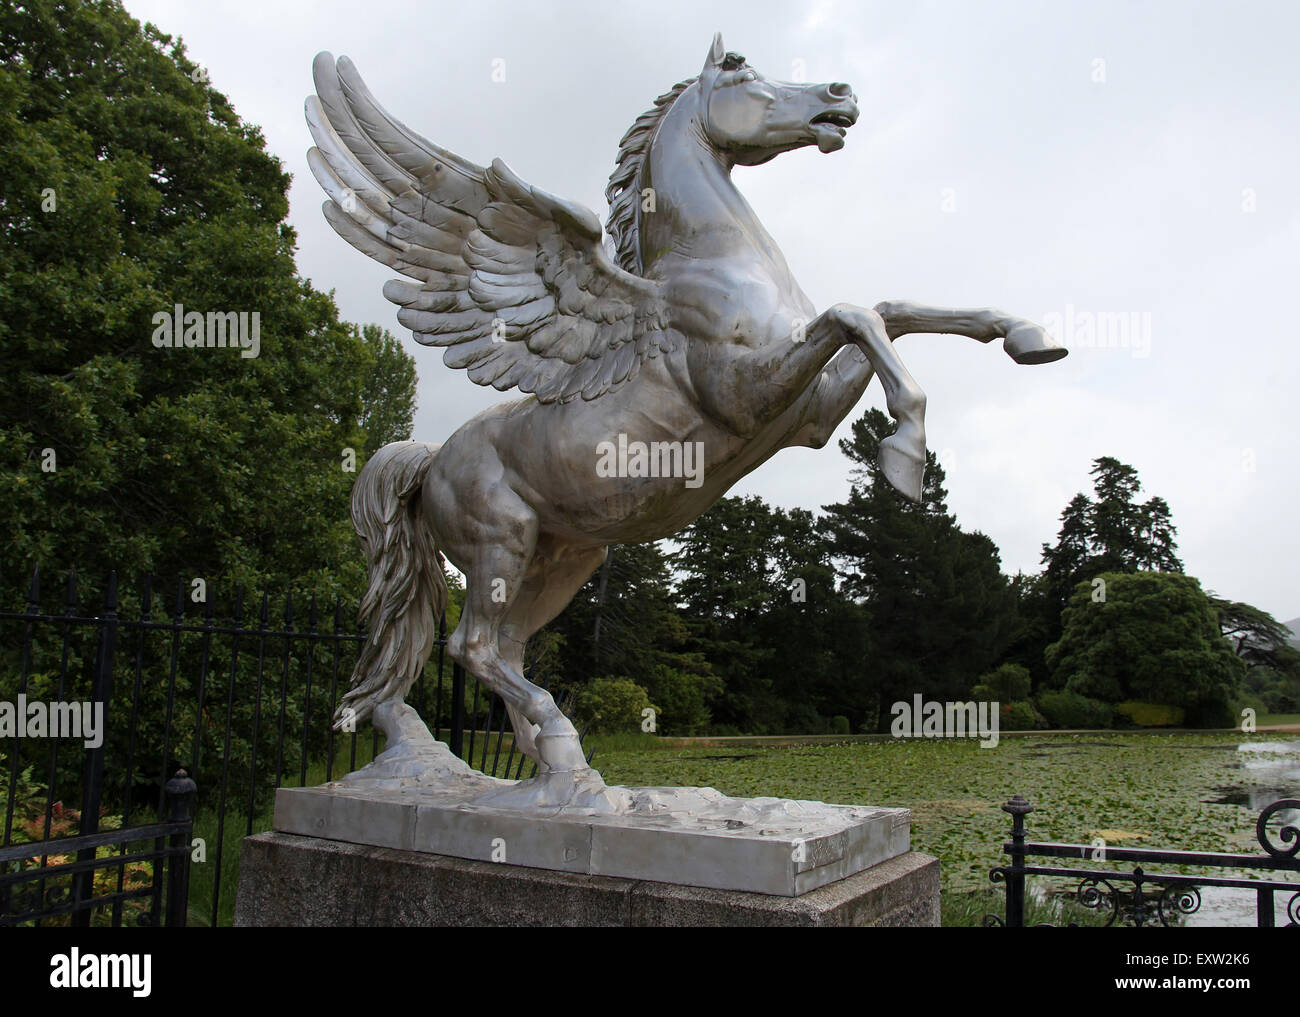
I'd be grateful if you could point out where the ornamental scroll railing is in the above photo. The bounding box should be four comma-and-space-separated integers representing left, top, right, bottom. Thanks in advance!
984, 794, 1300, 928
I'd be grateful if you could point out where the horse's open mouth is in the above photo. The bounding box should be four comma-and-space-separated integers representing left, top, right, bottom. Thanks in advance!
809, 110, 856, 136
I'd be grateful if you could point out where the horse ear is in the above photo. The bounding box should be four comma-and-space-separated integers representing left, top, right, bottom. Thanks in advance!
703, 32, 725, 70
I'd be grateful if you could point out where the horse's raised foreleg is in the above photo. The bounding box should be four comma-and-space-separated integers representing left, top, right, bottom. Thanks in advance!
872, 300, 1067, 364
802, 304, 929, 501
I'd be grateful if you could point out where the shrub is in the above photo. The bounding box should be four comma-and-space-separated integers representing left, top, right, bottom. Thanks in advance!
1000, 701, 1038, 731
783, 702, 826, 735
1036, 690, 1113, 729
645, 664, 722, 735
830, 715, 851, 735
573, 677, 655, 735
1115, 701, 1185, 727
972, 663, 1032, 704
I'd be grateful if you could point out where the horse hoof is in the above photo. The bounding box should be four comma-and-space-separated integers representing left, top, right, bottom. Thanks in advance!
470, 767, 631, 815
879, 434, 925, 503
536, 732, 590, 771
1004, 323, 1068, 365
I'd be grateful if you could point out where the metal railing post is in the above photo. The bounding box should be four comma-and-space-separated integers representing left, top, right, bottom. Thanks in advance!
449, 662, 466, 758
72, 572, 118, 927
1003, 794, 1033, 928
164, 769, 196, 928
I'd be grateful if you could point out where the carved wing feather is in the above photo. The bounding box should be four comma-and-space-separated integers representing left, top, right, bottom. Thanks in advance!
306, 53, 677, 403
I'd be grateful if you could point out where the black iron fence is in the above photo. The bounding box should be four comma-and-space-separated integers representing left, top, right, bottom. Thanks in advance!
985, 793, 1300, 927
1, 567, 587, 927
0, 769, 195, 927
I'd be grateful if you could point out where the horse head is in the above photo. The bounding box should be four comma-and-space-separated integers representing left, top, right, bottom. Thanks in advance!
693, 32, 859, 164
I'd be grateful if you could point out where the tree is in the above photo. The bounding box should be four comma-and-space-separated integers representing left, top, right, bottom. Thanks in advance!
1028, 458, 1184, 681
1087, 457, 1144, 575
1041, 457, 1183, 614
0, 0, 418, 603
999, 571, 1058, 690
671, 497, 786, 731
821, 409, 1018, 730
1045, 572, 1243, 727
0, 0, 423, 815
763, 506, 871, 730
1210, 595, 1300, 714
356, 323, 417, 456
672, 495, 782, 624
1211, 597, 1295, 661
1135, 496, 1180, 572
1041, 494, 1093, 609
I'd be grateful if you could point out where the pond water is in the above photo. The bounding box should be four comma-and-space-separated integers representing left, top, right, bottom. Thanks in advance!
1035, 738, 1300, 927
1184, 740, 1300, 927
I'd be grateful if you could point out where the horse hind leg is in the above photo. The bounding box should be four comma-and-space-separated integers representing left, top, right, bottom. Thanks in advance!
452, 540, 628, 810
495, 541, 609, 767
442, 492, 596, 770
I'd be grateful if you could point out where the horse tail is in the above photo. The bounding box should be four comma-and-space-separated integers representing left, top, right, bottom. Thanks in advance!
335, 440, 447, 731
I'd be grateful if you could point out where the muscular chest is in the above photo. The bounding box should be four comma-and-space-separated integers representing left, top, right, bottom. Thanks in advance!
668, 257, 814, 348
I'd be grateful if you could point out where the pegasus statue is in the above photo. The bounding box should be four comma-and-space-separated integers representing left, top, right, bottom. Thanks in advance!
305, 33, 1066, 809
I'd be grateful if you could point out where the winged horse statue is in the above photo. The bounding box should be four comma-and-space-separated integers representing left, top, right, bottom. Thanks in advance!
305, 33, 1066, 810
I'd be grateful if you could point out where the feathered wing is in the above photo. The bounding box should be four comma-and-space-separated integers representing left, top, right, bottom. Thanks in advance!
305, 53, 678, 403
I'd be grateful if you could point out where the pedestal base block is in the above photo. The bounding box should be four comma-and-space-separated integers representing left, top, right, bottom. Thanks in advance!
235, 831, 940, 927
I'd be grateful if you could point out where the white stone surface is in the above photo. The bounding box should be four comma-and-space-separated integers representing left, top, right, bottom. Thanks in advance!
273, 778, 910, 896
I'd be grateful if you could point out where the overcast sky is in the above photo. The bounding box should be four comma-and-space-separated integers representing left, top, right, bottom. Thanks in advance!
121, 0, 1299, 621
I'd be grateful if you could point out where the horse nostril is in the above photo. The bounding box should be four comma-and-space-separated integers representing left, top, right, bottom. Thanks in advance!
828, 81, 853, 98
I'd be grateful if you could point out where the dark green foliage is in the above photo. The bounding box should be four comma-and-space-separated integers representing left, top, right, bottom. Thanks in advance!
1045, 572, 1244, 727
1035, 690, 1114, 729
999, 572, 1061, 692
821, 409, 1018, 731
1212, 597, 1296, 660
1041, 458, 1183, 616
1210, 596, 1300, 717
573, 677, 653, 735
540, 541, 721, 735
1023, 457, 1186, 683
668, 494, 875, 734
671, 497, 787, 732
972, 662, 1032, 704
999, 700, 1038, 731
0, 0, 418, 817
356, 323, 418, 456
1240, 661, 1300, 714
0, 0, 416, 602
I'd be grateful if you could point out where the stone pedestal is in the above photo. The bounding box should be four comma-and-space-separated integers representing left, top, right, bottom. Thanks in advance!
237, 737, 939, 926
235, 831, 939, 927
271, 781, 912, 896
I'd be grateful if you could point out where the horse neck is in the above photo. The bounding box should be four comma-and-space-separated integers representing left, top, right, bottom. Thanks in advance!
640, 100, 781, 275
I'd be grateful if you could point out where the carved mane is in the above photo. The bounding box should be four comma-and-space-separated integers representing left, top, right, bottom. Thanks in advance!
604, 77, 696, 276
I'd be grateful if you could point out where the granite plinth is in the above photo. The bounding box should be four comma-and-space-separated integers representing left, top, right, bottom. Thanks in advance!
235, 830, 940, 927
